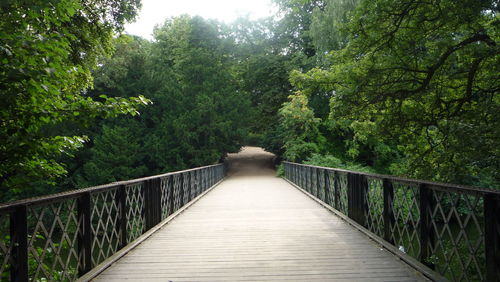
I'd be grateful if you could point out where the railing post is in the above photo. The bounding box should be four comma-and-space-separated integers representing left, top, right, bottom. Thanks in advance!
168, 175, 175, 216
186, 172, 192, 203
315, 168, 321, 199
347, 173, 355, 220
383, 179, 395, 244
115, 185, 127, 248
293, 164, 297, 184
197, 170, 201, 195
179, 173, 185, 206
10, 205, 28, 282
144, 178, 161, 231
77, 192, 92, 276
347, 173, 367, 226
143, 180, 150, 231
360, 175, 368, 227
485, 194, 500, 282
419, 184, 434, 268
308, 166, 313, 193
323, 170, 330, 206
300, 166, 307, 190
191, 171, 196, 200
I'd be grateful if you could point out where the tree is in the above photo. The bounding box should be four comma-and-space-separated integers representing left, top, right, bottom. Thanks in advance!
0, 0, 149, 195
292, 0, 499, 185
279, 92, 324, 162
141, 15, 251, 172
309, 0, 360, 62
80, 124, 147, 186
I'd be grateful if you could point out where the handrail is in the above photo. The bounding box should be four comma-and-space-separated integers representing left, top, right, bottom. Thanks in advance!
0, 163, 223, 212
283, 161, 500, 282
282, 162, 500, 196
0, 163, 227, 281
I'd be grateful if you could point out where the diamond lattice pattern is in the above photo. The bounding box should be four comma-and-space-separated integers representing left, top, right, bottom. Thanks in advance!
337, 172, 349, 215
160, 176, 172, 220
366, 178, 385, 238
91, 189, 121, 266
391, 182, 420, 259
126, 184, 145, 243
429, 190, 485, 281
28, 199, 80, 281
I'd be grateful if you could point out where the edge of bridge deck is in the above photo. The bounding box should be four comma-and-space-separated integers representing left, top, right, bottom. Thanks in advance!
76, 177, 227, 282
283, 178, 447, 282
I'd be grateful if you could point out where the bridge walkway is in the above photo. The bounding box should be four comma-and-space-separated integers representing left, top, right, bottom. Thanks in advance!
92, 147, 427, 281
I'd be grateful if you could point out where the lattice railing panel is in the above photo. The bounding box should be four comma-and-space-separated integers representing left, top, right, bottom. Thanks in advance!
28, 199, 80, 281
366, 177, 384, 238
196, 170, 202, 195
391, 182, 420, 259
182, 173, 190, 204
125, 183, 145, 242
172, 174, 182, 212
190, 171, 197, 200
160, 176, 172, 220
317, 169, 325, 202
0, 163, 226, 280
311, 168, 318, 197
337, 172, 349, 215
91, 189, 120, 266
283, 162, 500, 281
429, 190, 485, 281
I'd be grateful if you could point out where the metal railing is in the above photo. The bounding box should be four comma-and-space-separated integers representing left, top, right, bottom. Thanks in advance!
283, 161, 500, 282
0, 163, 226, 281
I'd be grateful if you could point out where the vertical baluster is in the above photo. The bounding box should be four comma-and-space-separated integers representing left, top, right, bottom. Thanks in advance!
197, 170, 202, 195
186, 172, 192, 203
419, 184, 434, 268
383, 179, 395, 244
323, 169, 330, 206
347, 173, 354, 219
293, 164, 296, 184
307, 166, 311, 192
347, 173, 367, 225
144, 179, 162, 230
484, 194, 500, 281
168, 175, 175, 216
316, 168, 321, 199
143, 181, 151, 231
334, 171, 340, 211
192, 171, 196, 199
10, 205, 28, 282
179, 173, 185, 207
115, 185, 127, 248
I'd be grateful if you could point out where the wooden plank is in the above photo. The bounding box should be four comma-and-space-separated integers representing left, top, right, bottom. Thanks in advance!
91, 147, 428, 282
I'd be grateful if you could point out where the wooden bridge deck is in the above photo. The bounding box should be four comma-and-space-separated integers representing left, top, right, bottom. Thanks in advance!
92, 148, 427, 281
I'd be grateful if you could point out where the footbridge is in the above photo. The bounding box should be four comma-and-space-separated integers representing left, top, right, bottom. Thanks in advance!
1, 147, 499, 281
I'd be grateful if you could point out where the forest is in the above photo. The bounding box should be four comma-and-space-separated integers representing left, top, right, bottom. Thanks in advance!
1, 0, 499, 203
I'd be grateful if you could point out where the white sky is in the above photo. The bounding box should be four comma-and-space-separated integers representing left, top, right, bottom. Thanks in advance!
125, 0, 277, 39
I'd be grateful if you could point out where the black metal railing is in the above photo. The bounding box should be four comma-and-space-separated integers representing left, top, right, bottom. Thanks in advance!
0, 163, 226, 281
283, 162, 500, 282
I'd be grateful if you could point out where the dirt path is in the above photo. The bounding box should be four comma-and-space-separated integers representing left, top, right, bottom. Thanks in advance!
225, 146, 276, 177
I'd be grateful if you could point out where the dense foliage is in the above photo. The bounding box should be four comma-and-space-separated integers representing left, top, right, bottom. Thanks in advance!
0, 0, 147, 198
285, 0, 499, 187
1, 0, 498, 202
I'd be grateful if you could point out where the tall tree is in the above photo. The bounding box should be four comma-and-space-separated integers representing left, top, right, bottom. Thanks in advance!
142, 15, 251, 172
0, 0, 148, 196
292, 0, 499, 185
